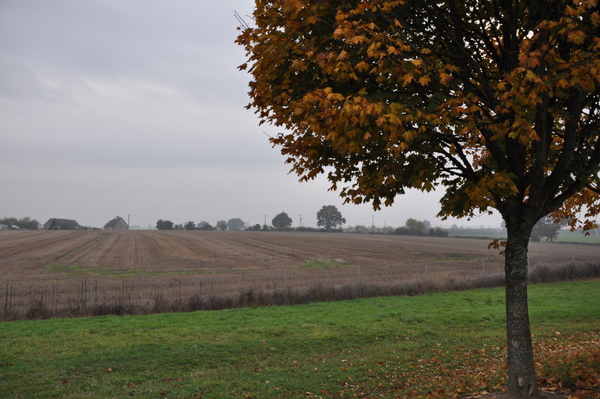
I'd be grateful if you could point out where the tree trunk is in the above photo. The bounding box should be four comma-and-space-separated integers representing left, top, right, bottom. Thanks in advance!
504, 225, 539, 397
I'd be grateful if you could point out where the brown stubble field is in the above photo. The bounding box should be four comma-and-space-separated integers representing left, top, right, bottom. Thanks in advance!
1, 230, 599, 320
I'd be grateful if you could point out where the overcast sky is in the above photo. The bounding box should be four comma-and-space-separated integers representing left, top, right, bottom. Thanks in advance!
0, 1, 502, 229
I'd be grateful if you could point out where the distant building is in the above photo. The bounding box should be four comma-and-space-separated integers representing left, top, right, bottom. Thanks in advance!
104, 216, 129, 231
44, 218, 81, 230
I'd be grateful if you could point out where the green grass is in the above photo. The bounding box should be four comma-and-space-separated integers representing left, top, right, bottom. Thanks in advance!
1, 280, 598, 398
448, 231, 600, 244
301, 259, 347, 269
554, 234, 600, 244
44, 264, 223, 278
45, 264, 146, 278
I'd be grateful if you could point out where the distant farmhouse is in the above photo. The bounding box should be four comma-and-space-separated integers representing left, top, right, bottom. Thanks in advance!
104, 216, 129, 231
44, 218, 81, 230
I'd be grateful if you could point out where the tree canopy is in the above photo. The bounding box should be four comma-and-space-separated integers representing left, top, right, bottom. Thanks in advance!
238, 0, 600, 395
316, 205, 346, 229
238, 0, 599, 228
227, 218, 246, 231
272, 212, 293, 229
156, 219, 174, 230
0, 216, 39, 230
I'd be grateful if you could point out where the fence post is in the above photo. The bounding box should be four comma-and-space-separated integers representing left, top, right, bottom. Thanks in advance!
195, 276, 199, 298
425, 263, 429, 293
284, 271, 288, 304
482, 259, 485, 275
89, 279, 94, 307
358, 265, 362, 297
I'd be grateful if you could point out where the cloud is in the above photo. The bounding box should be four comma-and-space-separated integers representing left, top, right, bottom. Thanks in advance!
0, 0, 503, 229
0, 1, 249, 103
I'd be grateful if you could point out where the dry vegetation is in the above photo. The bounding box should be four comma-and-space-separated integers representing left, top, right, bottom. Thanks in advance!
1, 230, 598, 320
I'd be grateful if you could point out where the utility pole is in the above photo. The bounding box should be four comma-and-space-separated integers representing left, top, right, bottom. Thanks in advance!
300, 214, 302, 227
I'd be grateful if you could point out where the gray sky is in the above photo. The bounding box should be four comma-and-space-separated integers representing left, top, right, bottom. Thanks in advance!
0, 0, 502, 229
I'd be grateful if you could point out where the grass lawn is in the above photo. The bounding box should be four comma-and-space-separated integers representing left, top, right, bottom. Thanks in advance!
1, 280, 598, 398
555, 234, 600, 244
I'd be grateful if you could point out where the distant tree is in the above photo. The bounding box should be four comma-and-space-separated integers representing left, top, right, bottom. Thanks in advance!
272, 212, 293, 230
430, 227, 449, 237
393, 219, 447, 236
17, 217, 40, 230
197, 221, 214, 230
227, 218, 246, 231
156, 219, 174, 230
216, 220, 227, 231
353, 225, 369, 233
184, 221, 197, 231
531, 217, 565, 242
405, 218, 427, 236
246, 223, 262, 231
316, 205, 346, 230
0, 217, 18, 229
422, 220, 432, 232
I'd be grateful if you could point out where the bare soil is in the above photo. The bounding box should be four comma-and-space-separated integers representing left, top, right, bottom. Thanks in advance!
1, 230, 598, 280
1, 230, 598, 320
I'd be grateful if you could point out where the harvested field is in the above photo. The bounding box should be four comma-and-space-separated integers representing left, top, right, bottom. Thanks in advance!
1, 230, 598, 320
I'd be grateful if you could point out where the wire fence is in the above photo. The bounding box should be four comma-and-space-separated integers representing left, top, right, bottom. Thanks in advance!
3, 257, 599, 321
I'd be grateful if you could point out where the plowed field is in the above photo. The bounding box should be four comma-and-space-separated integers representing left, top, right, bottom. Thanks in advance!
3, 230, 598, 278
1, 230, 598, 320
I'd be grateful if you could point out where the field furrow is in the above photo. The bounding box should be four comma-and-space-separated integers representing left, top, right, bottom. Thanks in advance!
0, 230, 598, 320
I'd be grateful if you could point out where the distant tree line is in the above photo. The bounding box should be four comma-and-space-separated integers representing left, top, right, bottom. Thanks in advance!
153, 208, 457, 237
393, 218, 449, 237
447, 217, 580, 241
0, 217, 40, 230
154, 205, 348, 232
155, 218, 246, 231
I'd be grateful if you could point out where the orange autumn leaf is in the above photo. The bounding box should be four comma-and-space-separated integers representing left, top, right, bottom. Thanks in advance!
238, 2, 600, 395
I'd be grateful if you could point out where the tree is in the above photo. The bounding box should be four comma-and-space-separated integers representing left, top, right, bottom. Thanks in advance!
18, 217, 40, 230
0, 217, 18, 229
393, 218, 436, 236
197, 221, 214, 230
405, 218, 427, 235
531, 216, 565, 242
316, 205, 346, 230
156, 219, 173, 230
247, 223, 262, 231
430, 227, 449, 237
237, 1, 600, 396
216, 220, 227, 231
184, 221, 197, 231
227, 218, 246, 231
272, 212, 293, 229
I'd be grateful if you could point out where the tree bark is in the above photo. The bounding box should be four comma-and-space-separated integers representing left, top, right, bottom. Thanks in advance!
504, 224, 539, 397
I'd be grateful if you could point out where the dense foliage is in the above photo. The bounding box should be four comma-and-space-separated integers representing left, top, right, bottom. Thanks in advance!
238, 1, 600, 395
0, 216, 39, 230
272, 212, 293, 229
316, 205, 347, 229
